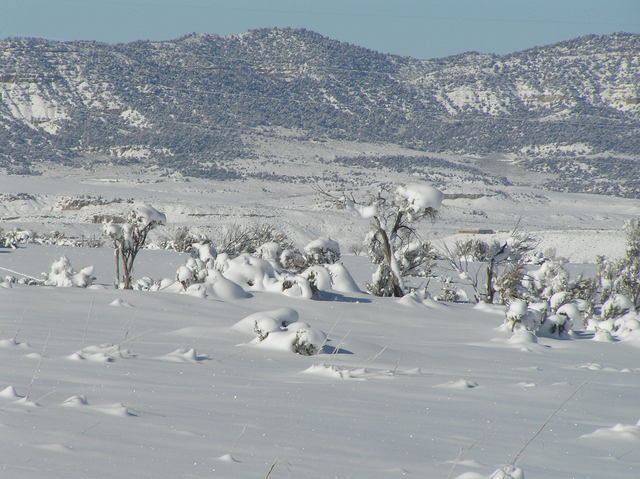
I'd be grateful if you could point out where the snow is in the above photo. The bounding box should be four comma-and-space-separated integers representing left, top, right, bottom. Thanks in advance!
396, 183, 443, 212
136, 204, 166, 227
303, 237, 340, 255
0, 133, 639, 477
0, 247, 638, 478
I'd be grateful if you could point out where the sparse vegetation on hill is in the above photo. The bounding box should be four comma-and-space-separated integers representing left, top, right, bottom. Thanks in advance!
1, 30, 639, 196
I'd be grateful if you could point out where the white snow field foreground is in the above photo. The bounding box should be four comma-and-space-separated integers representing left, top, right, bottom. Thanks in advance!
1, 248, 639, 478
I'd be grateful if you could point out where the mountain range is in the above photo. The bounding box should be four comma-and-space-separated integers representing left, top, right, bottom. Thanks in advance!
0, 28, 638, 195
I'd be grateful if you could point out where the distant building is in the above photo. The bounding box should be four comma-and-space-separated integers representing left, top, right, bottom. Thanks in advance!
457, 229, 495, 234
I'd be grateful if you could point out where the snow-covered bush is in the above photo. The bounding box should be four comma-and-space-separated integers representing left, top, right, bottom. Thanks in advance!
504, 299, 542, 333
442, 228, 536, 304
234, 308, 326, 355
453, 238, 491, 262
42, 256, 95, 288
538, 312, 573, 338
612, 218, 640, 308
170, 236, 358, 300
159, 226, 207, 253
217, 223, 294, 257
495, 264, 526, 305
103, 204, 166, 289
485, 230, 537, 304
601, 294, 635, 320
303, 237, 340, 265
436, 276, 461, 302
318, 182, 441, 297
525, 258, 569, 300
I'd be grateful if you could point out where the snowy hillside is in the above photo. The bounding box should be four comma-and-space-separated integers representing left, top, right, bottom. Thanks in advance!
0, 247, 639, 478
1, 30, 639, 197
1, 158, 639, 264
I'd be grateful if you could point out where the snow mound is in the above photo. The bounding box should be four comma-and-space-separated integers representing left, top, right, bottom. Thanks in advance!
304, 263, 361, 294
205, 270, 251, 300
34, 443, 73, 454
43, 256, 94, 288
397, 290, 444, 309
507, 330, 538, 345
135, 204, 166, 227
217, 453, 241, 463
61, 395, 89, 407
254, 322, 327, 355
435, 379, 479, 389
67, 351, 114, 362
454, 473, 486, 479
67, 344, 132, 362
490, 465, 525, 479
581, 423, 640, 442
0, 385, 24, 399
232, 308, 299, 335
91, 402, 136, 417
302, 364, 366, 381
325, 263, 360, 293
396, 183, 443, 212
620, 329, 640, 347
593, 330, 615, 342
219, 253, 313, 298
13, 397, 40, 407
473, 302, 505, 315
158, 347, 210, 363
109, 298, 134, 308
0, 338, 31, 349
233, 308, 326, 355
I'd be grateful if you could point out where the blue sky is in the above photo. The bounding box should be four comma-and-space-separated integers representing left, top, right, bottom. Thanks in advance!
2, 0, 638, 58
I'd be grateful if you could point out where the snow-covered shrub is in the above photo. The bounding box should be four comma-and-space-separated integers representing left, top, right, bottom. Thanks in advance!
495, 265, 525, 305
192, 241, 217, 266
612, 218, 640, 307
256, 241, 283, 264
538, 313, 573, 338
436, 276, 461, 302
159, 226, 206, 253
280, 247, 307, 272
42, 256, 95, 288
234, 309, 326, 356
595, 254, 617, 302
549, 291, 571, 312
525, 258, 569, 300
601, 294, 635, 320
485, 230, 537, 304
504, 299, 542, 333
303, 237, 341, 265
301, 263, 360, 295
103, 204, 166, 289
453, 238, 491, 262
217, 223, 294, 257
490, 465, 525, 479
291, 329, 321, 356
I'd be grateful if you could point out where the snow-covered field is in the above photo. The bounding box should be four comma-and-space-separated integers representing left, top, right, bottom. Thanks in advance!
1, 139, 640, 478
1, 150, 639, 263
1, 247, 639, 478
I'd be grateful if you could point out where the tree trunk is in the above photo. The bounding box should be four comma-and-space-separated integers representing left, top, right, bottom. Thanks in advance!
486, 263, 495, 303
375, 222, 403, 297
114, 247, 120, 289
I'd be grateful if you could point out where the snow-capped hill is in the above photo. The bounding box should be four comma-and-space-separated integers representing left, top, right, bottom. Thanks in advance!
402, 32, 640, 116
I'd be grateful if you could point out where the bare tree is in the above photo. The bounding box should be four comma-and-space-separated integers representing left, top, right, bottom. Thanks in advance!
440, 225, 537, 303
104, 205, 166, 289
317, 183, 442, 297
